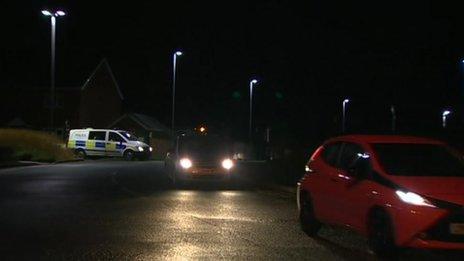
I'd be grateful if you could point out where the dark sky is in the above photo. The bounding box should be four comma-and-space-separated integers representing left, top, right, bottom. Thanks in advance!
2, 1, 464, 145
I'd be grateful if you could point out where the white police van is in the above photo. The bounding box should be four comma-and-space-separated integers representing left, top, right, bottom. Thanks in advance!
67, 128, 152, 160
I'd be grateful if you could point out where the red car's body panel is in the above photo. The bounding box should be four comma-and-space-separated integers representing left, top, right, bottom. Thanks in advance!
299, 135, 464, 250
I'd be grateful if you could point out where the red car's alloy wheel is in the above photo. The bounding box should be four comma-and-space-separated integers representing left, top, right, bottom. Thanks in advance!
300, 193, 321, 236
368, 209, 398, 257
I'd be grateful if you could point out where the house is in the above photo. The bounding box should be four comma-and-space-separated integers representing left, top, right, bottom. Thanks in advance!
1, 85, 80, 135
79, 59, 124, 128
2, 58, 171, 154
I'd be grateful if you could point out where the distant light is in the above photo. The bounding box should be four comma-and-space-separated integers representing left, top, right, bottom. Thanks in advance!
199, 127, 206, 133
357, 153, 370, 159
55, 10, 66, 16
343, 99, 350, 104
175, 51, 183, 56
41, 10, 52, 16
443, 110, 451, 116
251, 79, 258, 84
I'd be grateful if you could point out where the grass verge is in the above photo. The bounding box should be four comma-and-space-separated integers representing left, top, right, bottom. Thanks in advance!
0, 128, 75, 163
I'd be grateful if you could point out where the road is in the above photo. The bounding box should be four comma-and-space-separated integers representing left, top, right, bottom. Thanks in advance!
0, 160, 462, 260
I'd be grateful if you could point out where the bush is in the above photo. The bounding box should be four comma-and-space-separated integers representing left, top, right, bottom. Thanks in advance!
0, 129, 75, 162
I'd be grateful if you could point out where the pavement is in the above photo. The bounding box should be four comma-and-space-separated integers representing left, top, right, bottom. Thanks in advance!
0, 160, 463, 260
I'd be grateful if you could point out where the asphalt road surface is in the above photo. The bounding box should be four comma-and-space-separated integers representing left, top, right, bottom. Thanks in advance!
0, 160, 463, 260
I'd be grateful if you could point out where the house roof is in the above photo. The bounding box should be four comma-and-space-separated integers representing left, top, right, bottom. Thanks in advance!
108, 113, 170, 133
81, 58, 124, 100
6, 117, 30, 128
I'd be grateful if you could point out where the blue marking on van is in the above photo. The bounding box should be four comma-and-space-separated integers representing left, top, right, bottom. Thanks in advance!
116, 144, 126, 150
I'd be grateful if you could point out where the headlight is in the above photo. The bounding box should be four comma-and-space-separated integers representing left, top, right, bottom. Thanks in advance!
222, 159, 234, 170
395, 190, 436, 208
149, 147, 153, 152
138, 146, 144, 152
180, 158, 192, 169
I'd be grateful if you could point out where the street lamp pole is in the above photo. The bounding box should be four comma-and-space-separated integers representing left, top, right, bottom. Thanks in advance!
171, 51, 182, 137
249, 79, 258, 142
390, 105, 396, 132
442, 110, 451, 128
342, 99, 350, 133
42, 10, 65, 130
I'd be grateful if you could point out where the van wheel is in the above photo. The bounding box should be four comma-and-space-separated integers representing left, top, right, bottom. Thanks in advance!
75, 149, 86, 159
300, 193, 321, 236
368, 209, 398, 257
124, 150, 135, 161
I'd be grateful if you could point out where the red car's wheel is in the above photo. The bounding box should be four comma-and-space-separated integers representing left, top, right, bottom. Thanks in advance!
368, 209, 398, 257
299, 192, 321, 236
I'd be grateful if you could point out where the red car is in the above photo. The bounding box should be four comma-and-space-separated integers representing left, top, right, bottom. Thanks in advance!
297, 135, 464, 256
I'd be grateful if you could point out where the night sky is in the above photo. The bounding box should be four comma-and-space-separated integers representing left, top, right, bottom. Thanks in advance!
2, 1, 464, 146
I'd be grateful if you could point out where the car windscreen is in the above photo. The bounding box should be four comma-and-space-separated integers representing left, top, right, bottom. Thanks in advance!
372, 143, 464, 177
118, 131, 138, 141
179, 137, 231, 159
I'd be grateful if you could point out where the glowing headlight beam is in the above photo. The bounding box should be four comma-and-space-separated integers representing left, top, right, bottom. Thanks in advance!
180, 158, 192, 169
222, 159, 234, 170
395, 190, 436, 208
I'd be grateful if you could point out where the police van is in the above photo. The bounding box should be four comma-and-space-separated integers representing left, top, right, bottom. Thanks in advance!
67, 128, 152, 160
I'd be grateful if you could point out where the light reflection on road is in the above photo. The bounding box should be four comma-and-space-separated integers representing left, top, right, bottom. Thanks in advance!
163, 190, 252, 259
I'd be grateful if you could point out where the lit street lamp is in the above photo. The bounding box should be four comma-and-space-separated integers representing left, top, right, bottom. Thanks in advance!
171, 51, 182, 136
249, 79, 258, 142
442, 110, 451, 128
42, 9, 65, 130
342, 99, 350, 133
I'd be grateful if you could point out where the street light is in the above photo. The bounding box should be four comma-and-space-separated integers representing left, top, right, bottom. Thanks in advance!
171, 51, 182, 137
42, 9, 66, 130
442, 110, 451, 128
342, 99, 350, 133
249, 79, 258, 142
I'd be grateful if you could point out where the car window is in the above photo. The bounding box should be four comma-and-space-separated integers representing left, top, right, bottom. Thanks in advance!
178, 136, 232, 160
118, 131, 139, 141
88, 131, 106, 141
321, 142, 342, 167
372, 143, 464, 177
339, 143, 365, 171
109, 132, 125, 142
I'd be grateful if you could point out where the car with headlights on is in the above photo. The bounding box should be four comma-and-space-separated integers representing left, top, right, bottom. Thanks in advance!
165, 135, 235, 184
297, 135, 464, 257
